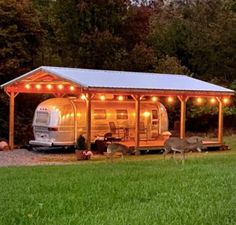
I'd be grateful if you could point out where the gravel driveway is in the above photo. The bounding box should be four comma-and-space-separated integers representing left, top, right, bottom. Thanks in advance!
0, 149, 77, 167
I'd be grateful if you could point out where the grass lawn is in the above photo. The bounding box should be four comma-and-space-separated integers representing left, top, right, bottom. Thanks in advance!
0, 136, 236, 225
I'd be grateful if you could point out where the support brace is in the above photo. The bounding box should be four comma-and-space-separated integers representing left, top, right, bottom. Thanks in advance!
178, 96, 189, 139
7, 92, 18, 149
216, 97, 223, 143
85, 93, 92, 150
132, 95, 141, 151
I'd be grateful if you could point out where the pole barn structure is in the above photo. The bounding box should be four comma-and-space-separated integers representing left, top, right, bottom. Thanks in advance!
1, 66, 234, 150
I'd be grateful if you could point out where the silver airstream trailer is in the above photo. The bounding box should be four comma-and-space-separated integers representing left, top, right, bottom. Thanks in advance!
29, 97, 168, 147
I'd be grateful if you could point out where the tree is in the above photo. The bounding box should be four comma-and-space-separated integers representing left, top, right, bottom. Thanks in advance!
121, 4, 153, 49
149, 0, 236, 82
0, 0, 43, 83
155, 55, 189, 74
128, 42, 157, 72
77, 31, 125, 69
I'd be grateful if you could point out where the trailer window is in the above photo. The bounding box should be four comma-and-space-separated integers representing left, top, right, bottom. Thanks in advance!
116, 110, 128, 120
94, 109, 106, 120
35, 112, 49, 124
152, 110, 158, 120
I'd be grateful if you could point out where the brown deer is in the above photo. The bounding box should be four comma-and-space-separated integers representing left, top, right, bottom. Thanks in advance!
163, 137, 203, 164
106, 143, 130, 161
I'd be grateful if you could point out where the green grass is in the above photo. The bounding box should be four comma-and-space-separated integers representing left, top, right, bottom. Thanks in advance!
0, 136, 236, 225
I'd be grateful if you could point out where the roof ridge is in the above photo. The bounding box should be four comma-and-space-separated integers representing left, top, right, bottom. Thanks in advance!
41, 66, 187, 77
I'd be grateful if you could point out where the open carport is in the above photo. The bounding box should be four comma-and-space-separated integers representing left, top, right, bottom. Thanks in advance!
1, 66, 234, 150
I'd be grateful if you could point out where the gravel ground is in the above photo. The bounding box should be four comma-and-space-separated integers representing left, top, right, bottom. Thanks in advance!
0, 149, 78, 167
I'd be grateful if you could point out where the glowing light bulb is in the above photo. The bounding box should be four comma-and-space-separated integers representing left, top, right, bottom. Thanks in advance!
152, 96, 158, 102
25, 84, 31, 89
100, 95, 105, 101
196, 97, 202, 104
58, 84, 64, 90
47, 84, 52, 90
167, 97, 173, 103
36, 84, 41, 90
210, 98, 216, 104
223, 98, 229, 104
118, 96, 124, 101
69, 86, 75, 91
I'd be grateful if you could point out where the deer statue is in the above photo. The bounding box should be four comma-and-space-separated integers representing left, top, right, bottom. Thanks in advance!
163, 137, 204, 164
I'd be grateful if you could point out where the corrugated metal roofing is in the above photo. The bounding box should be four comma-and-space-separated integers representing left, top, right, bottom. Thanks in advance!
1, 66, 234, 94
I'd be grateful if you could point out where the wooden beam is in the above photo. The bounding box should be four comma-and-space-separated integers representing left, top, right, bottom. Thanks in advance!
132, 95, 141, 152
87, 87, 234, 97
85, 93, 92, 150
9, 92, 15, 149
4, 85, 234, 98
178, 96, 188, 139
217, 97, 223, 143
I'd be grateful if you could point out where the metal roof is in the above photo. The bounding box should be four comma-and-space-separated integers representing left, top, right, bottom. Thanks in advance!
1, 66, 234, 94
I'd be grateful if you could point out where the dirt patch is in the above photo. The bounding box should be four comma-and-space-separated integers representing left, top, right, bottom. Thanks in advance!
0, 149, 109, 167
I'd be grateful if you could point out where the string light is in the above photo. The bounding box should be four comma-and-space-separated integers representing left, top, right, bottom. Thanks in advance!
69, 86, 75, 91
46, 84, 52, 90
118, 96, 124, 101
36, 84, 41, 90
25, 84, 31, 89
196, 97, 203, 104
223, 98, 230, 104
210, 98, 216, 104
152, 96, 158, 102
167, 97, 173, 103
58, 84, 64, 90
100, 95, 105, 101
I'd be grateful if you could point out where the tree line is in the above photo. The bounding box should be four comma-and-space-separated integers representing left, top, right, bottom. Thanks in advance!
0, 0, 235, 144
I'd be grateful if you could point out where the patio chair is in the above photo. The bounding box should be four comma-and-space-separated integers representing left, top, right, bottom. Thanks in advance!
109, 122, 123, 137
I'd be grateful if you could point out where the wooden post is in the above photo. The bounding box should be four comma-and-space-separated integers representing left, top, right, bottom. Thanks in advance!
133, 95, 141, 153
178, 96, 188, 139
85, 93, 92, 150
217, 97, 223, 143
9, 92, 15, 149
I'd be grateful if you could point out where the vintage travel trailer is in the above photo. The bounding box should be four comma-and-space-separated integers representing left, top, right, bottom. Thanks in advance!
29, 97, 168, 147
